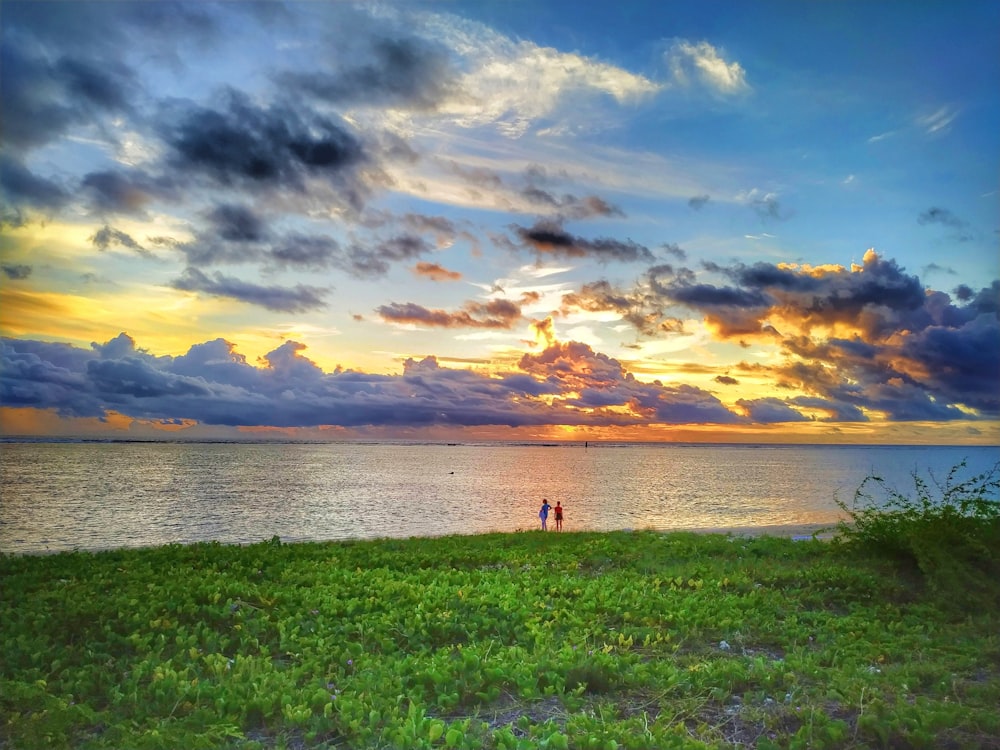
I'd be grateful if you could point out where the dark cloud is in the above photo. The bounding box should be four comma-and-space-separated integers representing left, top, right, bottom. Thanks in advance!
918, 207, 965, 229
1, 334, 746, 429
917, 207, 973, 241
167, 217, 431, 277
514, 221, 655, 263
661, 252, 926, 340
2, 2, 222, 62
922, 262, 956, 276
716, 261, 822, 292
666, 282, 772, 310
0, 155, 70, 221
749, 193, 788, 221
89, 226, 153, 257
628, 252, 1000, 420
55, 56, 135, 112
400, 214, 459, 247
170, 268, 328, 313
714, 375, 738, 385
207, 204, 270, 243
737, 397, 809, 423
2, 264, 33, 280
688, 194, 710, 210
661, 243, 687, 261
520, 188, 625, 219
897, 313, 1000, 414
560, 280, 675, 338
0, 40, 134, 151
81, 170, 179, 216
159, 89, 366, 193
268, 235, 341, 271
341, 235, 433, 278
377, 299, 523, 329
280, 35, 459, 110
789, 396, 868, 422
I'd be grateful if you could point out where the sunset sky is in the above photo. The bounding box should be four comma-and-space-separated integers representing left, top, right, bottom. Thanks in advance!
1, 1, 998, 444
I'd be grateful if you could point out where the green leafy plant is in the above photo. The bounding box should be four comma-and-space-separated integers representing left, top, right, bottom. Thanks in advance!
3, 527, 998, 748
834, 460, 1000, 604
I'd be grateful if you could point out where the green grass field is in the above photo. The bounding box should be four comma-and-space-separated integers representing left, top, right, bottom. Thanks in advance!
3, 522, 998, 749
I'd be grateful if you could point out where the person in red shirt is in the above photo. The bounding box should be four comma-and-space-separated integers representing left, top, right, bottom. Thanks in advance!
554, 501, 564, 531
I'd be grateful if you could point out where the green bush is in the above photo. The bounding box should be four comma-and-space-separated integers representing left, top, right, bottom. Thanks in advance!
834, 460, 1000, 605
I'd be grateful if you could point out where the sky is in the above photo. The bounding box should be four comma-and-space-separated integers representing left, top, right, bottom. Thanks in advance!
1, 1, 998, 444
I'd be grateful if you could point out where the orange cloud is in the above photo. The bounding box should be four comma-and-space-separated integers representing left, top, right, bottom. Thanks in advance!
412, 262, 462, 281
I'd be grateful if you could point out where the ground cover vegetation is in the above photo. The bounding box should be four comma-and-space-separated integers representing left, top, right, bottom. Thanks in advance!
2, 464, 998, 749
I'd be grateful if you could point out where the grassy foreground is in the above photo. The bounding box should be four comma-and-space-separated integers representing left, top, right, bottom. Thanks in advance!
2, 528, 998, 750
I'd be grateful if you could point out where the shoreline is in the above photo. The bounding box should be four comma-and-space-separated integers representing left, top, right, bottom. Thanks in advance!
2, 522, 844, 557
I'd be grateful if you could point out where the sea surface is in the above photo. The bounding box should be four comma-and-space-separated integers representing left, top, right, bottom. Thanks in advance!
1, 441, 998, 555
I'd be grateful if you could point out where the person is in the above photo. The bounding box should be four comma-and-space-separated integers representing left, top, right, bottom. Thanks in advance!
554, 501, 563, 531
539, 499, 552, 530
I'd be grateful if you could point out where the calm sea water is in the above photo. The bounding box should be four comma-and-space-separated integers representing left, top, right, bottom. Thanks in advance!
1, 441, 997, 555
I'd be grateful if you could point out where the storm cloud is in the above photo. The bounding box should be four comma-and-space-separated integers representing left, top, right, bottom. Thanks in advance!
1, 333, 748, 429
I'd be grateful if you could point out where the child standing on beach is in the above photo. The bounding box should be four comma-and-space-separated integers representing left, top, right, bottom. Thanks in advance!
539, 499, 552, 530
554, 501, 563, 531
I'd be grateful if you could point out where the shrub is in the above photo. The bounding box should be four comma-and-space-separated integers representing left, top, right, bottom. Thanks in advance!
834, 460, 1000, 606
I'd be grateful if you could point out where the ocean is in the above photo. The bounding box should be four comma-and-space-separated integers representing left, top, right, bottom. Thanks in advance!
1, 441, 997, 555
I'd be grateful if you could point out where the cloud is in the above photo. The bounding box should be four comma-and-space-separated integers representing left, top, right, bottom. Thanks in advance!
917, 207, 972, 240
0, 333, 747, 429
688, 194, 710, 210
789, 396, 868, 422
620, 251, 1000, 420
158, 88, 368, 197
661, 243, 687, 261
413, 262, 462, 281
206, 204, 270, 243
922, 262, 957, 276
867, 130, 896, 144
737, 397, 809, 423
433, 20, 662, 137
81, 169, 176, 216
267, 235, 342, 271
513, 221, 655, 263
170, 268, 328, 313
278, 34, 460, 111
0, 154, 70, 220
89, 226, 154, 257
519, 188, 625, 219
0, 39, 136, 151
742, 189, 789, 221
2, 264, 33, 280
560, 280, 684, 338
714, 375, 738, 385
280, 5, 661, 138
917, 106, 958, 135
376, 298, 523, 329
517, 340, 741, 423
341, 235, 434, 278
667, 40, 749, 94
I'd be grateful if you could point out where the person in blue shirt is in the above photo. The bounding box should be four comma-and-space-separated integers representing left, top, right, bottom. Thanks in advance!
539, 499, 552, 530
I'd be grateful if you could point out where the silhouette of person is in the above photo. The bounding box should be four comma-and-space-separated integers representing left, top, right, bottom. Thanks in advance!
554, 501, 563, 531
539, 499, 552, 530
